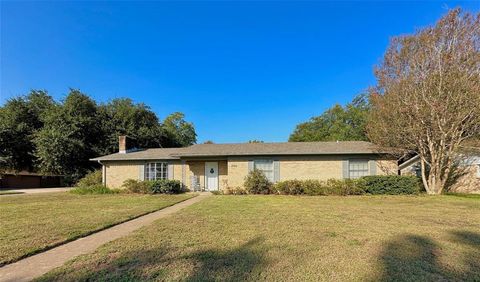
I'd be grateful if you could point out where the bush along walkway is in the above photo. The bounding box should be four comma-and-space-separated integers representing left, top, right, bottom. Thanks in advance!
0, 193, 211, 282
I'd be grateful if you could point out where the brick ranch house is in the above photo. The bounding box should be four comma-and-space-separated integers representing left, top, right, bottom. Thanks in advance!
91, 136, 398, 191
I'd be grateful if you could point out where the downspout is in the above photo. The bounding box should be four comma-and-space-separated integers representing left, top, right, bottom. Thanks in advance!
97, 160, 106, 187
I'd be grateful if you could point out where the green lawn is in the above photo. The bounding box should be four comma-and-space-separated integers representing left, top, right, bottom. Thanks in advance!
37, 195, 480, 281
0, 192, 195, 265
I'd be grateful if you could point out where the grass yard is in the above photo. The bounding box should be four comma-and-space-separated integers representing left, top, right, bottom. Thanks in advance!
37, 194, 480, 281
0, 192, 195, 265
0, 191, 24, 195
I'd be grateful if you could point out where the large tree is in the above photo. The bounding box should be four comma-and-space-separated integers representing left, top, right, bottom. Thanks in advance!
96, 98, 165, 155
34, 89, 100, 181
1, 89, 197, 182
161, 112, 197, 147
0, 90, 55, 171
289, 94, 370, 142
367, 9, 480, 194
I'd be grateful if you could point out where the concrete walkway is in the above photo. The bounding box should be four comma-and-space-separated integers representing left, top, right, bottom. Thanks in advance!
0, 187, 71, 195
0, 193, 211, 282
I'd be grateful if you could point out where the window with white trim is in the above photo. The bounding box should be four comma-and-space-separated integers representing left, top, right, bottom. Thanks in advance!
349, 160, 369, 179
145, 162, 168, 181
477, 164, 480, 178
254, 160, 274, 182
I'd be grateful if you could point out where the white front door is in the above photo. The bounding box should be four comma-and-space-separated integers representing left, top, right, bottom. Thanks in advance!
205, 162, 219, 191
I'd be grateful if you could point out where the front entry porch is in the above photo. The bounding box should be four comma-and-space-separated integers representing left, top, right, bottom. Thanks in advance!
185, 160, 228, 192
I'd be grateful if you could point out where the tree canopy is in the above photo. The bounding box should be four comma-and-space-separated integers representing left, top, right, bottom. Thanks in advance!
34, 90, 101, 179
0, 90, 55, 171
367, 9, 480, 194
96, 98, 166, 156
0, 89, 197, 182
289, 94, 370, 142
161, 112, 197, 148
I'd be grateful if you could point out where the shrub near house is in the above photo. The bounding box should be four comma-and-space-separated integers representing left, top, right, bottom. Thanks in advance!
362, 175, 421, 195
71, 170, 118, 194
274, 179, 366, 196
75, 170, 102, 187
244, 169, 272, 194
240, 170, 422, 196
71, 170, 184, 195
122, 179, 184, 194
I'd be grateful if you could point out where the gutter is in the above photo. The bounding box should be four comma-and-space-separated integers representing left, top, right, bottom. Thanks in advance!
398, 155, 421, 171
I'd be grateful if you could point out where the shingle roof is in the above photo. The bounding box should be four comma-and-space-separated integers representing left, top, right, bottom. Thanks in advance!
175, 141, 387, 156
91, 141, 389, 161
91, 148, 185, 161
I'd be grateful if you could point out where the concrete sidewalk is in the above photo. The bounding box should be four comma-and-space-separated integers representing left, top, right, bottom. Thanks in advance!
0, 193, 211, 282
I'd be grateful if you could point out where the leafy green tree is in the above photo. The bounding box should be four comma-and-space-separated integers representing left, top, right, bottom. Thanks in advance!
0, 90, 55, 171
161, 112, 197, 147
289, 94, 369, 142
34, 89, 100, 181
2, 89, 198, 183
96, 98, 165, 155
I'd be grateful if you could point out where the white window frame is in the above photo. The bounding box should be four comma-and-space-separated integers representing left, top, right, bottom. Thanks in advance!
145, 162, 168, 181
477, 164, 480, 178
254, 159, 274, 182
348, 160, 369, 179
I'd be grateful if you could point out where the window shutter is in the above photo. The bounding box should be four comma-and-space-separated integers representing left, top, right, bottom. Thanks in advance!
369, 160, 377, 176
273, 160, 280, 182
181, 161, 186, 185
342, 160, 349, 179
168, 163, 174, 180
139, 164, 145, 181
248, 160, 254, 172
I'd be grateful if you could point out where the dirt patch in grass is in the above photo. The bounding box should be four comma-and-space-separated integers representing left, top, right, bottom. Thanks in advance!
0, 193, 195, 265
37, 195, 479, 281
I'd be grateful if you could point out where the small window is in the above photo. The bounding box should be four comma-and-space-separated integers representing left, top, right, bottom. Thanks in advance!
477, 164, 480, 178
145, 162, 168, 181
254, 160, 274, 182
349, 160, 369, 179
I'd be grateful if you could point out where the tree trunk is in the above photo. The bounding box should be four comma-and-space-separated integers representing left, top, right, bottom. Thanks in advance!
427, 177, 444, 195
424, 160, 449, 195
421, 159, 446, 195
420, 160, 431, 193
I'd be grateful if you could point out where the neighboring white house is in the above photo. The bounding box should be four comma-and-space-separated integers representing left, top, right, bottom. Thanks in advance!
399, 151, 480, 194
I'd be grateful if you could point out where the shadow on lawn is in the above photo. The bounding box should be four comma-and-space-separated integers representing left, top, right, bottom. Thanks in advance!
379, 231, 480, 281
42, 236, 267, 281
185, 236, 266, 281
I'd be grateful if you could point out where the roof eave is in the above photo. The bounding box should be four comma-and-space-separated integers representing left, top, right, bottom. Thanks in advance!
175, 152, 390, 158
90, 157, 180, 161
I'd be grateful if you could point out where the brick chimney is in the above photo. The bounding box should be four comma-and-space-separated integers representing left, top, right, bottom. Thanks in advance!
119, 136, 127, 154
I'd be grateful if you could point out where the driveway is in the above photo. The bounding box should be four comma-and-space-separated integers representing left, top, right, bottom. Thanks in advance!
0, 187, 71, 195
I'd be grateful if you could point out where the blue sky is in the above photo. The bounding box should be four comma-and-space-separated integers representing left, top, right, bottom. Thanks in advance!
1, 1, 479, 143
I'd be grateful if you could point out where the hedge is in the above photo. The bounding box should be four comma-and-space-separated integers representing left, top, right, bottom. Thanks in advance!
122, 179, 185, 194
271, 176, 421, 196
150, 179, 184, 194
361, 175, 422, 195
70, 184, 119, 195
274, 179, 366, 196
